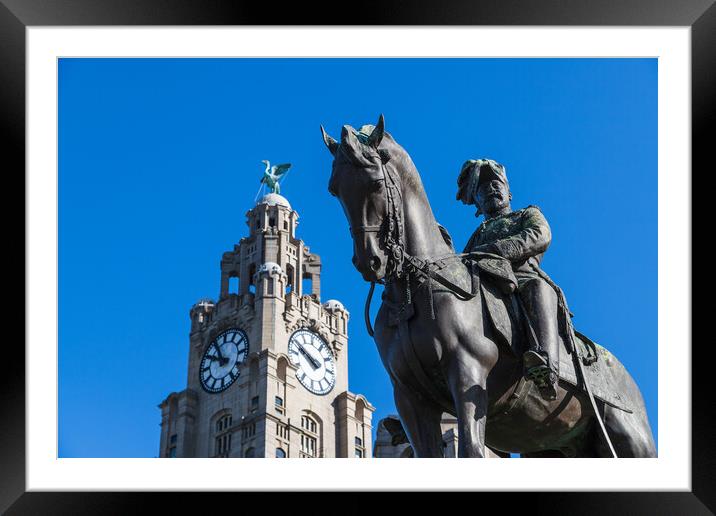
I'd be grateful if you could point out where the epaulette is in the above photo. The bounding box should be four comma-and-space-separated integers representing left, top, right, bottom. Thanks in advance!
510, 205, 542, 218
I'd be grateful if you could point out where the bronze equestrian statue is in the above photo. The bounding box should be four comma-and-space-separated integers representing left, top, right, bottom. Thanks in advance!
321, 115, 656, 458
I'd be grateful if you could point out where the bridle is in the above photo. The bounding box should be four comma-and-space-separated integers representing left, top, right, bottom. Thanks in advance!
350, 150, 478, 336
349, 154, 406, 282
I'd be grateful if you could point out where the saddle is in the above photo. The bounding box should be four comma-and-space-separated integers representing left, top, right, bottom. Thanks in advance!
424, 255, 632, 413
470, 263, 632, 412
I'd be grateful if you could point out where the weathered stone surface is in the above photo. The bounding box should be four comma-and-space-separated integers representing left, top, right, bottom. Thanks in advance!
159, 191, 374, 458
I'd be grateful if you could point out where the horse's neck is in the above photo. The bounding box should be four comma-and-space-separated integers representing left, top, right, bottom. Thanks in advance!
401, 175, 452, 260
383, 168, 454, 303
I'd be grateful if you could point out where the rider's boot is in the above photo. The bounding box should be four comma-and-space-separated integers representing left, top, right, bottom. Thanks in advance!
519, 279, 560, 400
523, 350, 557, 400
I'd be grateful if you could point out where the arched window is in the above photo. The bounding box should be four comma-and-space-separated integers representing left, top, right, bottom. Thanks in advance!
299, 413, 320, 458
355, 399, 366, 422
276, 447, 286, 458
228, 275, 239, 295
354, 399, 366, 458
285, 264, 295, 294
302, 272, 313, 297
249, 359, 260, 405
300, 434, 317, 458
301, 414, 317, 434
275, 356, 288, 415
167, 434, 177, 458
216, 414, 233, 433
213, 413, 233, 458
277, 356, 288, 383
248, 264, 257, 294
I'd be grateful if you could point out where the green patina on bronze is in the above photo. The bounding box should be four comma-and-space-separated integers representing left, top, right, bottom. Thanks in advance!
260, 160, 292, 194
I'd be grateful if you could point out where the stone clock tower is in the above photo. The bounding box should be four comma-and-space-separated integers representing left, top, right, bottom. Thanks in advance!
158, 193, 375, 458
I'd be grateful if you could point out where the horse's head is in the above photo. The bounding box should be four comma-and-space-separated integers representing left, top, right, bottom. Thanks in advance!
321, 114, 400, 283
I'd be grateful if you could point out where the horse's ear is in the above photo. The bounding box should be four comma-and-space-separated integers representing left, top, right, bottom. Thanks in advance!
340, 124, 353, 143
320, 125, 339, 156
367, 114, 385, 148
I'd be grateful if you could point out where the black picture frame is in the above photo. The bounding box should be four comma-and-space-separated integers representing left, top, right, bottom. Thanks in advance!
3, 0, 709, 513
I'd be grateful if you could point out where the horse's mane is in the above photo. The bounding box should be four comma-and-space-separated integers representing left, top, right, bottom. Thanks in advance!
438, 223, 455, 251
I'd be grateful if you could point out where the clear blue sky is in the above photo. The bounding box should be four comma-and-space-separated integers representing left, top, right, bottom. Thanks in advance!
58, 58, 657, 457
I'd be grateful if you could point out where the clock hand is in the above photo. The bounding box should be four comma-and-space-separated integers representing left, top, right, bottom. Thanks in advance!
213, 342, 228, 366
297, 346, 316, 368
297, 344, 321, 370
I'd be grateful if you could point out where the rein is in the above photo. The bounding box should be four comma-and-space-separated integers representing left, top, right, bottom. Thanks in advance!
361, 157, 479, 337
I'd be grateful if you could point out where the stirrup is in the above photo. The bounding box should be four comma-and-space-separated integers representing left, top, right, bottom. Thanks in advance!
526, 365, 553, 386
536, 380, 557, 401
525, 366, 557, 400
523, 350, 548, 371
523, 351, 557, 394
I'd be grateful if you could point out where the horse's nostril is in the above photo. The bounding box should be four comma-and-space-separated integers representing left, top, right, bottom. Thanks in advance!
369, 256, 381, 271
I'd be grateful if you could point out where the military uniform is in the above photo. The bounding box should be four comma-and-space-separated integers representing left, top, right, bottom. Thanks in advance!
457, 159, 561, 398
464, 205, 550, 286
465, 205, 561, 397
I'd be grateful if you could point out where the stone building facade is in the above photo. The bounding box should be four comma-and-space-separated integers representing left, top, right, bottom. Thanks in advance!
373, 415, 503, 458
159, 193, 375, 458
373, 415, 459, 458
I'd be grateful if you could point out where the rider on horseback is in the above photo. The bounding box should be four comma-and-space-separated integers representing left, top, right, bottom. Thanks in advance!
457, 159, 562, 399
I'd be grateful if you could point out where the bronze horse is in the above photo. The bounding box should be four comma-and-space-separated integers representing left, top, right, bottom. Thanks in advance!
321, 115, 656, 458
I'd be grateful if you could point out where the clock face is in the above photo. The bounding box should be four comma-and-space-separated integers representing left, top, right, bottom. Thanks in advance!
199, 328, 249, 393
287, 329, 336, 395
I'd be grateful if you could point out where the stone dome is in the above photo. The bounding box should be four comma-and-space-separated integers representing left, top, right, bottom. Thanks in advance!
323, 299, 345, 312
258, 262, 283, 276
257, 193, 291, 210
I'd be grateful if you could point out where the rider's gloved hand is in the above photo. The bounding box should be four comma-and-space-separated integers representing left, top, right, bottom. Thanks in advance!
472, 243, 498, 254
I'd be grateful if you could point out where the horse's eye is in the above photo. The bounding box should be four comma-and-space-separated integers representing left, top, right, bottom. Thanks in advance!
370, 180, 384, 192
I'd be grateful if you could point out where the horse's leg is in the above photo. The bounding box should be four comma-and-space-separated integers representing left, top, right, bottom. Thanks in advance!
595, 405, 657, 458
445, 352, 490, 458
393, 383, 445, 458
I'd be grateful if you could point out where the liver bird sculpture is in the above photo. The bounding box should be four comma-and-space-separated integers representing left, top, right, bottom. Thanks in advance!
260, 160, 292, 194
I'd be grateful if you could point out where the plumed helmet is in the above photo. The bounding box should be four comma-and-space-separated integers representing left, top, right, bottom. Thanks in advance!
456, 159, 509, 214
